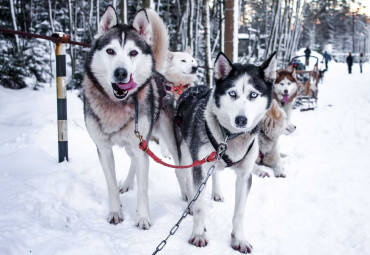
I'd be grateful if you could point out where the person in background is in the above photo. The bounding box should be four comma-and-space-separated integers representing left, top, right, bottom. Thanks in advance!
304, 46, 311, 66
346, 52, 353, 74
359, 52, 364, 73
323, 51, 331, 70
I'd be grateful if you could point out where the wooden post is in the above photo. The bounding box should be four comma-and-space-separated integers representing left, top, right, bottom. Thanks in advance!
224, 0, 239, 62
52, 32, 68, 163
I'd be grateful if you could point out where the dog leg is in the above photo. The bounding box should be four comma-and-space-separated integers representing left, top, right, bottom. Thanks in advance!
212, 171, 224, 202
97, 146, 123, 225
273, 160, 286, 178
231, 172, 253, 253
175, 169, 188, 201
134, 150, 151, 230
119, 149, 136, 193
189, 165, 208, 247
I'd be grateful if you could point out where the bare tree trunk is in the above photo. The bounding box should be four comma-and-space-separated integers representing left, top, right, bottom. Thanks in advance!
96, 0, 100, 28
194, 0, 201, 59
121, 0, 128, 24
10, 0, 20, 53
68, 0, 75, 87
224, 0, 234, 61
219, 0, 225, 52
203, 0, 212, 87
187, 0, 194, 52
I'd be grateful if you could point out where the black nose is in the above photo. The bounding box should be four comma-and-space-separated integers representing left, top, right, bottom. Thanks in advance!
235, 116, 248, 127
191, 66, 198, 74
284, 89, 288, 94
114, 68, 128, 81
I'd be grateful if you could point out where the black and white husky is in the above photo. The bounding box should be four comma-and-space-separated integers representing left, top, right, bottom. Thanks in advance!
174, 52, 277, 253
82, 6, 178, 228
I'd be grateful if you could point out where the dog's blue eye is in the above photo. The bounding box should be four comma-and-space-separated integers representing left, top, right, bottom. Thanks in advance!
106, 48, 115, 55
250, 92, 258, 99
228, 91, 237, 98
181, 60, 186, 62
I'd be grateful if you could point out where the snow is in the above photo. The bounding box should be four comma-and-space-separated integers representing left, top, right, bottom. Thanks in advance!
1, 62, 370, 255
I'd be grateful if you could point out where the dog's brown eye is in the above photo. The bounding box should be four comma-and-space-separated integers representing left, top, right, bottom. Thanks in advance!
130, 50, 138, 57
106, 48, 115, 55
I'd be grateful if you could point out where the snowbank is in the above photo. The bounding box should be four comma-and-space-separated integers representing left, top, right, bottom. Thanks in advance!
1, 62, 370, 254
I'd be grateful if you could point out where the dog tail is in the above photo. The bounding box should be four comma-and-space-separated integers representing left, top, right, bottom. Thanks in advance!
146, 9, 168, 73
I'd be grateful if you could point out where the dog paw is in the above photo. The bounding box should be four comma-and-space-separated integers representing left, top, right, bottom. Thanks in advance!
181, 193, 188, 202
254, 169, 270, 178
107, 211, 123, 225
274, 172, 286, 178
231, 234, 253, 253
212, 193, 224, 202
136, 217, 151, 230
189, 233, 208, 247
119, 181, 134, 193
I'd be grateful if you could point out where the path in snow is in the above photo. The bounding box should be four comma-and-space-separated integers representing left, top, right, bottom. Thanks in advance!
0, 62, 370, 255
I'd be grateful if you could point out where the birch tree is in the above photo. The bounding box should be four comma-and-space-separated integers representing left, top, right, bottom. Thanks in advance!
9, 0, 20, 53
203, 0, 212, 86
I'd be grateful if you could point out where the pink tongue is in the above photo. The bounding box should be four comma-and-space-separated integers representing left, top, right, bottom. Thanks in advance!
283, 95, 289, 103
117, 74, 137, 91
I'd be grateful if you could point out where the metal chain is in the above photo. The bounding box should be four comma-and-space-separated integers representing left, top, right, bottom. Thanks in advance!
152, 138, 228, 255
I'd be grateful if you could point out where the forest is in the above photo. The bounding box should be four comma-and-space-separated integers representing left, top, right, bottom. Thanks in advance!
0, 0, 369, 89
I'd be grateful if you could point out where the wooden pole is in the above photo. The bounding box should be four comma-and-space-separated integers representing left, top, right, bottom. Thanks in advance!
52, 32, 69, 163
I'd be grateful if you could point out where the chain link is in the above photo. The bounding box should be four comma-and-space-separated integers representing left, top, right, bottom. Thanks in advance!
152, 137, 228, 255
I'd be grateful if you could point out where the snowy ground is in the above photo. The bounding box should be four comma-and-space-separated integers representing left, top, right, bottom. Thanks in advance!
1, 62, 370, 255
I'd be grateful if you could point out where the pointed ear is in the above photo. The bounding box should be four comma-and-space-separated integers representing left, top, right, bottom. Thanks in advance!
97, 6, 118, 37
287, 65, 294, 72
167, 51, 174, 61
214, 52, 233, 80
185, 46, 191, 54
260, 51, 277, 82
291, 68, 297, 79
132, 9, 151, 44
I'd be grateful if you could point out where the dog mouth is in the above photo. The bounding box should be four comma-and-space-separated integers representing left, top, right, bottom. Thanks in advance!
282, 94, 289, 103
111, 74, 137, 99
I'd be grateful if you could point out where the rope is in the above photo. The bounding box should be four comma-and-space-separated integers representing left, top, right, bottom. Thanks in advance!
0, 27, 91, 47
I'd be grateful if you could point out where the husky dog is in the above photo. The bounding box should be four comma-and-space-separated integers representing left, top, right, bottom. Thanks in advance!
82, 6, 178, 228
273, 68, 300, 120
164, 46, 198, 98
254, 99, 296, 178
174, 52, 277, 253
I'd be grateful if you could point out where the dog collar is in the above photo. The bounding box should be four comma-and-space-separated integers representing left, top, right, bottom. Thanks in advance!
205, 122, 255, 167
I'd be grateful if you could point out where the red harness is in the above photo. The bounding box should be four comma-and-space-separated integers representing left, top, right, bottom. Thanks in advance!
166, 83, 190, 96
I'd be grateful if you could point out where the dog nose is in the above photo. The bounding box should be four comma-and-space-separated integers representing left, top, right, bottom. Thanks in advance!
114, 68, 128, 81
191, 66, 198, 73
284, 89, 288, 94
235, 116, 248, 127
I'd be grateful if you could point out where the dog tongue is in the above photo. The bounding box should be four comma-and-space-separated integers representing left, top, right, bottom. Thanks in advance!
283, 95, 289, 103
117, 74, 137, 91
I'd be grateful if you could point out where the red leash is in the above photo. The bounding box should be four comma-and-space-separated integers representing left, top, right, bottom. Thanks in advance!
137, 139, 218, 168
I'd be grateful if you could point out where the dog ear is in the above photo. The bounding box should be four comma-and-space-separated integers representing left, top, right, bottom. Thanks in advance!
167, 51, 174, 61
185, 46, 191, 54
133, 9, 152, 44
214, 52, 233, 80
97, 6, 118, 38
291, 68, 297, 79
260, 51, 277, 82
